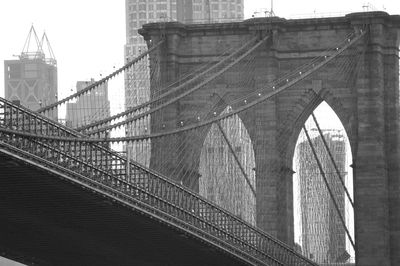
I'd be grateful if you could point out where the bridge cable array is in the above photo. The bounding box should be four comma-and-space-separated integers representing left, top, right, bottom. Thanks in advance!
0, 26, 368, 265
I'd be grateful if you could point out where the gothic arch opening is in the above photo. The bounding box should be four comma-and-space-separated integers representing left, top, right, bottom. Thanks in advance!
199, 106, 256, 225
292, 101, 354, 264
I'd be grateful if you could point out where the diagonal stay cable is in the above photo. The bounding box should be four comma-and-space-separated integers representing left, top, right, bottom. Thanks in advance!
86, 30, 364, 138
216, 122, 256, 197
90, 30, 367, 141
169, 52, 258, 188
77, 36, 259, 132
86, 34, 270, 135
36, 38, 165, 114
303, 125, 355, 250
2, 30, 366, 143
311, 112, 354, 208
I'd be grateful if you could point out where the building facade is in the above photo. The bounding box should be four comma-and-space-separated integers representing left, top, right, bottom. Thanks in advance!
4, 58, 57, 110
294, 129, 349, 263
66, 79, 110, 129
4, 26, 57, 119
199, 109, 256, 225
125, 0, 244, 60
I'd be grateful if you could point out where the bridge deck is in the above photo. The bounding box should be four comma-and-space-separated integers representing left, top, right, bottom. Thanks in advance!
0, 151, 248, 266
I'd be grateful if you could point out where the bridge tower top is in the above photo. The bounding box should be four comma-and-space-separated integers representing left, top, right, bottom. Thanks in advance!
140, 11, 400, 41
140, 10, 400, 266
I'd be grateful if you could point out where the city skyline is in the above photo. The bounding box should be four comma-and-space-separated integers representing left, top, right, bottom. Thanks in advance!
0, 2, 398, 266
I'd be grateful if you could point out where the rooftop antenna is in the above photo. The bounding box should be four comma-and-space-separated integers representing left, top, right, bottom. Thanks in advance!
270, 0, 275, 16
252, 0, 276, 18
362, 2, 378, 12
40, 32, 57, 66
21, 25, 45, 60
362, 2, 369, 11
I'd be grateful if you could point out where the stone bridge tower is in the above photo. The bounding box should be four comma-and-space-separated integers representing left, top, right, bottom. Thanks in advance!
141, 12, 400, 266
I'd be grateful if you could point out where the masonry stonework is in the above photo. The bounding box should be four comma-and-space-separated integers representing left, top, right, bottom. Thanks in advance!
141, 12, 400, 265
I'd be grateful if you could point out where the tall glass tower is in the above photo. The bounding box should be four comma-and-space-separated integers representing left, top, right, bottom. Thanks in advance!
295, 129, 348, 263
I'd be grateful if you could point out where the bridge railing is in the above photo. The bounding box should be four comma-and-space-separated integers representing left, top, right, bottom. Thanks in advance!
0, 98, 317, 266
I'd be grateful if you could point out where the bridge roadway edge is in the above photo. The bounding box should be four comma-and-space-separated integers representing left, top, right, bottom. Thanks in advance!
0, 146, 262, 266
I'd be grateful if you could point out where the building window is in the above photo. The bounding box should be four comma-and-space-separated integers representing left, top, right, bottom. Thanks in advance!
25, 71, 38, 79
139, 3, 146, 10
171, 11, 177, 19
194, 13, 203, 20
157, 12, 166, 19
7, 64, 21, 79
25, 63, 37, 71
156, 3, 167, 10
25, 64, 38, 79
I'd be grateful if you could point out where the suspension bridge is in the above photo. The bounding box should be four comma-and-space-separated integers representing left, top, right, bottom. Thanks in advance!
0, 11, 399, 266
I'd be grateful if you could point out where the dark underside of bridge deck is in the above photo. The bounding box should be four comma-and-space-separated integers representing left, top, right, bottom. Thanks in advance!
0, 152, 249, 266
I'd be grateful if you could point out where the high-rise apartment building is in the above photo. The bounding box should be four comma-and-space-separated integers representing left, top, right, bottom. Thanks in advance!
4, 26, 57, 119
66, 79, 110, 128
294, 129, 349, 263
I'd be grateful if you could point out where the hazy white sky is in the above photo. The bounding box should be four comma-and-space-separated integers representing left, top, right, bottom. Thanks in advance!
0, 0, 399, 100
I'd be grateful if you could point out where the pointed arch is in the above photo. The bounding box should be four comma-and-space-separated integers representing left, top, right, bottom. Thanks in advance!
291, 99, 355, 263
282, 88, 355, 168
198, 105, 256, 225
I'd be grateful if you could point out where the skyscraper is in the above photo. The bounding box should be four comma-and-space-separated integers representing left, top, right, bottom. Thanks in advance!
4, 26, 57, 119
295, 129, 348, 263
66, 79, 110, 129
125, 0, 244, 61
199, 108, 256, 225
